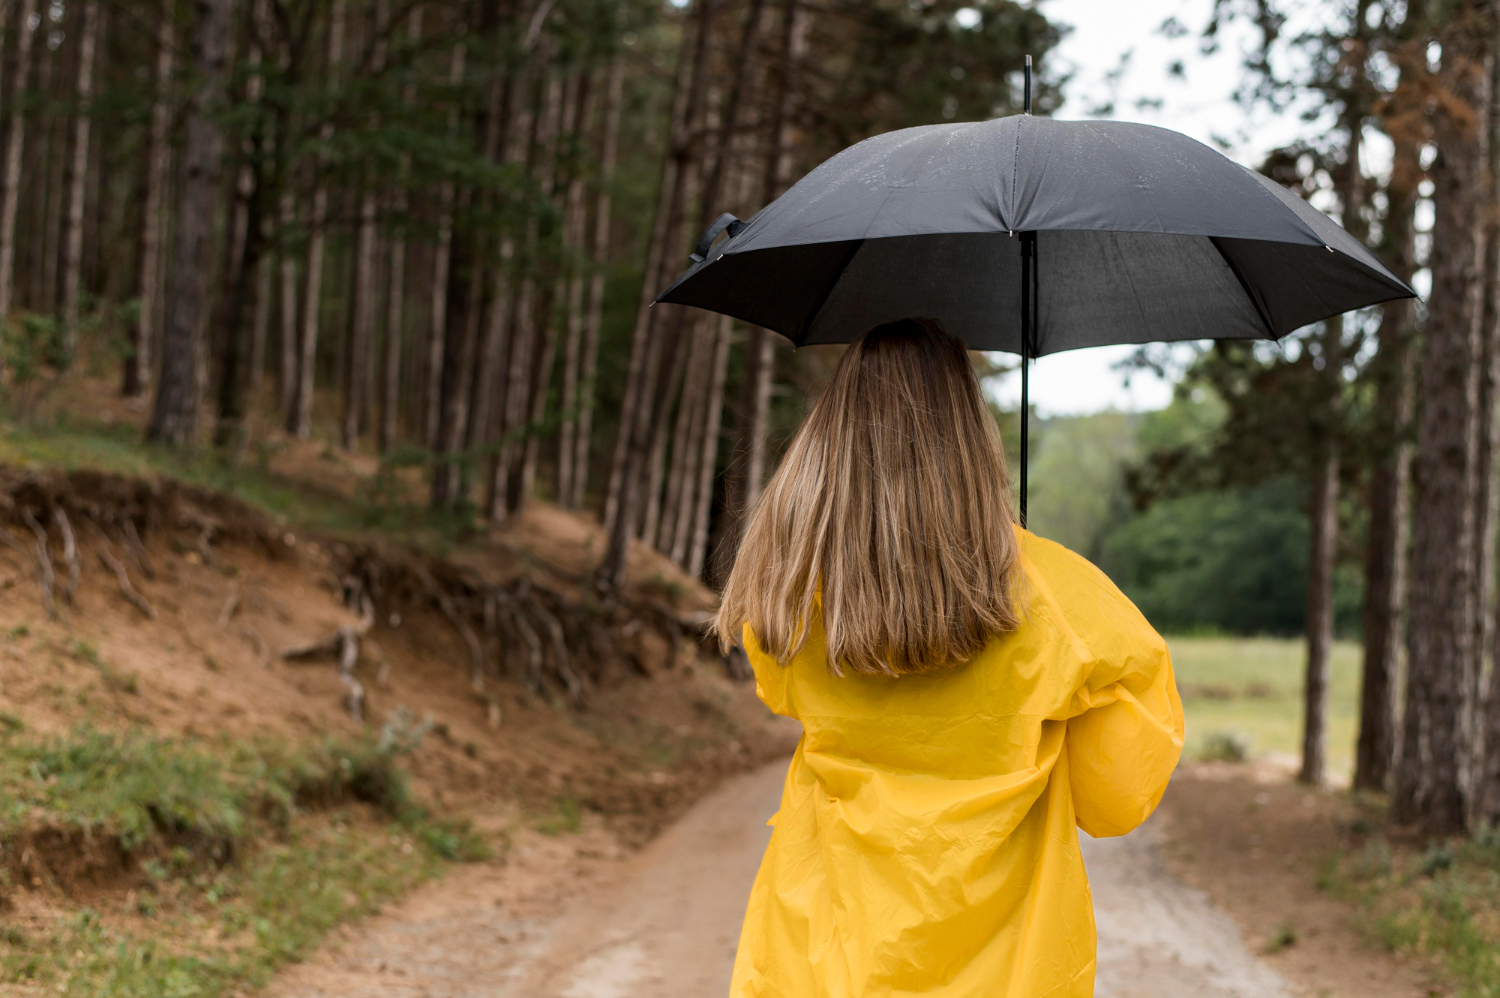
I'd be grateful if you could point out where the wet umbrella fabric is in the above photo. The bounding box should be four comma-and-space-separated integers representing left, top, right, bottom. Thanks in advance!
655, 114, 1414, 355
655, 113, 1415, 527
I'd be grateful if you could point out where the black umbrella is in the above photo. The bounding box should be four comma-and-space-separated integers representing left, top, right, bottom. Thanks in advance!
655, 58, 1416, 526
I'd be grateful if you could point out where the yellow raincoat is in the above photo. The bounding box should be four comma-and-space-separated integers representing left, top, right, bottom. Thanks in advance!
731, 529, 1183, 998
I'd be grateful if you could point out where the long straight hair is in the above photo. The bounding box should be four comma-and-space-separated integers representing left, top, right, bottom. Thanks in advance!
714, 317, 1021, 676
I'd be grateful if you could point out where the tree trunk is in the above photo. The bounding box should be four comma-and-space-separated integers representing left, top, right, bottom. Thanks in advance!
513, 73, 582, 513
213, 2, 270, 449
424, 42, 465, 451
556, 72, 599, 509
289, 0, 346, 439
489, 71, 562, 520
720, 0, 802, 571
146, 0, 233, 447
276, 191, 299, 416
1301, 421, 1339, 786
472, 73, 533, 518
429, 208, 481, 508
564, 52, 623, 510
124, 0, 171, 396
663, 2, 764, 567
379, 7, 421, 453
1355, 116, 1420, 794
687, 312, 733, 576
0, 0, 38, 377
342, 0, 388, 452
249, 254, 271, 389
57, 0, 98, 366
1394, 22, 1490, 836
600, 0, 707, 549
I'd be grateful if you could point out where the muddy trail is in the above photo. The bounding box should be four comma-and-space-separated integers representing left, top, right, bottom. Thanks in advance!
267, 760, 1302, 998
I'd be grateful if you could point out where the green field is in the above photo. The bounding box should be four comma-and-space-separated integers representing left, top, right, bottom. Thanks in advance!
1168, 637, 1362, 778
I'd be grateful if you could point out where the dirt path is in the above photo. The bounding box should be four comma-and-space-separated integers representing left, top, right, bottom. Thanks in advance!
268, 762, 1294, 998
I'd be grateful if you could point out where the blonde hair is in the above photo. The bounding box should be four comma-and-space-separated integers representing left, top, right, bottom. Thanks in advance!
714, 317, 1021, 676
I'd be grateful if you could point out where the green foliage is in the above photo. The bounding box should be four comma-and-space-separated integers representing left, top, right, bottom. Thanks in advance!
0, 725, 488, 997
1333, 824, 1500, 998
1196, 730, 1252, 763
536, 795, 584, 836
1101, 478, 1312, 635
1027, 411, 1137, 560
12, 730, 246, 851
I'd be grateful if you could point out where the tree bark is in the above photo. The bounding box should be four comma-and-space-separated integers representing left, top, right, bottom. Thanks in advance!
1303, 25, 1372, 783
249, 254, 271, 389
147, 0, 234, 447
600, 0, 706, 544
424, 42, 465, 451
0, 0, 37, 378
379, 7, 421, 453
124, 0, 172, 396
1301, 415, 1339, 786
1355, 113, 1420, 794
57, 0, 97, 365
719, 0, 802, 574
342, 0, 388, 452
512, 72, 581, 513
556, 72, 599, 509
663, 1, 764, 567
1395, 18, 1490, 836
213, 0, 270, 448
687, 312, 733, 576
288, 0, 346, 439
563, 52, 623, 511
276, 191, 299, 416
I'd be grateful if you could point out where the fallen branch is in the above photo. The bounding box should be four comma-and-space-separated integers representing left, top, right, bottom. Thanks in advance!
53, 507, 79, 605
20, 509, 55, 621
97, 549, 157, 620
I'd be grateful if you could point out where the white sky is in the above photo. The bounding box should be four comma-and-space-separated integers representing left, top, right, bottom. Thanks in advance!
988, 0, 1320, 416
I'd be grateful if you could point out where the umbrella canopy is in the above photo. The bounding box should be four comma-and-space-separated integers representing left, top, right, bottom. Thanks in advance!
656, 114, 1414, 355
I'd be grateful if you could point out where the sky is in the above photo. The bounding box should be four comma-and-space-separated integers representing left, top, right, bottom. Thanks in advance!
987, 0, 1320, 416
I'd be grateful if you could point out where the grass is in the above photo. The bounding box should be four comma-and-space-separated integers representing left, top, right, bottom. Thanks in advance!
0, 412, 474, 545
1168, 636, 1362, 777
0, 723, 490, 997
1327, 827, 1500, 997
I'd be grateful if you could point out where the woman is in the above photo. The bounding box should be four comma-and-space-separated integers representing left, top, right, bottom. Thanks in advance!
713, 317, 1183, 998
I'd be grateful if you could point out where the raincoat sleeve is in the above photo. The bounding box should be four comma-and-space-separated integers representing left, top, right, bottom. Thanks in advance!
1060, 564, 1185, 839
742, 624, 796, 719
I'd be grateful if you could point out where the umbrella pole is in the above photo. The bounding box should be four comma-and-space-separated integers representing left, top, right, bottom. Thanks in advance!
1019, 230, 1034, 529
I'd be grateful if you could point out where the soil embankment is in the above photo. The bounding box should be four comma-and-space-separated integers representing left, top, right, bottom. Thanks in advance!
0, 465, 795, 994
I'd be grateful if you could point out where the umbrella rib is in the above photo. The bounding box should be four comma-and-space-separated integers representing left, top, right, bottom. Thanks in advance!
1210, 237, 1279, 339
798, 240, 867, 342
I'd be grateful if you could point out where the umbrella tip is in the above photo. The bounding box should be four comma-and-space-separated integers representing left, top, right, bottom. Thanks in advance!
1024, 54, 1032, 114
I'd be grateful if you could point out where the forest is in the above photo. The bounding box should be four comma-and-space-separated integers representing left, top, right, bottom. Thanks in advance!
0, 0, 1496, 844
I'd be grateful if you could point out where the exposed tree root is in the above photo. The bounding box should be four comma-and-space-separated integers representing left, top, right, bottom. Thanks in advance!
0, 466, 736, 719
217, 582, 241, 629
19, 509, 54, 621
53, 507, 79, 605
97, 549, 157, 621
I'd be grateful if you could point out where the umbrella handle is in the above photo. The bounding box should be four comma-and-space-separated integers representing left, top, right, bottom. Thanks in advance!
690, 213, 746, 263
